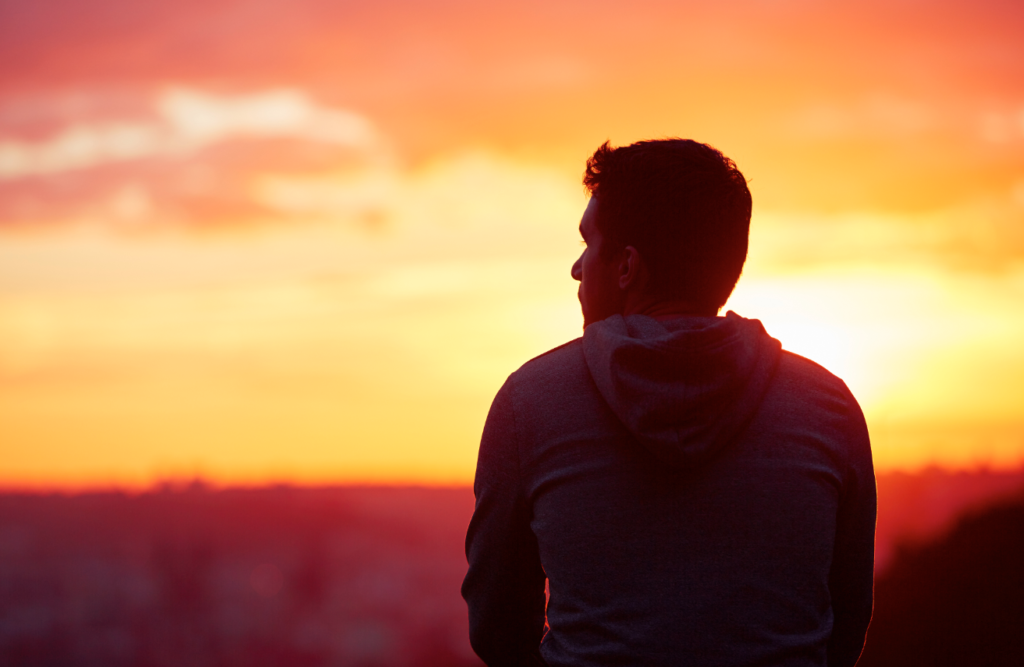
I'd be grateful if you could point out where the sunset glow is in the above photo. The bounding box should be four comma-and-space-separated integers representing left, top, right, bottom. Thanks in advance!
2, 0, 1023, 488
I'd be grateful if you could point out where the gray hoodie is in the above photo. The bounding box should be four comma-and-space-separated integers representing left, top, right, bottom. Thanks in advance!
464, 313, 875, 667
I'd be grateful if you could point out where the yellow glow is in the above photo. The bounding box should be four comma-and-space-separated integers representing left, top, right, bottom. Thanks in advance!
0, 154, 585, 488
2, 1, 1024, 487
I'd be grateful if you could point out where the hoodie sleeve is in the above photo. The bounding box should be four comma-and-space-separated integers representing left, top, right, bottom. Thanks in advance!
462, 377, 548, 666
826, 393, 876, 667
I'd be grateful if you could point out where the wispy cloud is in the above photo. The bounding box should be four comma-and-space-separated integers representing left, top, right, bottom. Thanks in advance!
0, 88, 377, 180
748, 196, 1024, 273
0, 88, 387, 229
787, 95, 942, 140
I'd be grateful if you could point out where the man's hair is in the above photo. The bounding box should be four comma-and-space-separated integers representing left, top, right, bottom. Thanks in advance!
583, 139, 752, 311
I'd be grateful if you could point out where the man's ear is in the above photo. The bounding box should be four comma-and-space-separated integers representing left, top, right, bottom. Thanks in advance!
618, 246, 644, 291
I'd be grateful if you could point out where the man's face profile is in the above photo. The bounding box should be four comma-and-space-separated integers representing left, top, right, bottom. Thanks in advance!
571, 197, 625, 328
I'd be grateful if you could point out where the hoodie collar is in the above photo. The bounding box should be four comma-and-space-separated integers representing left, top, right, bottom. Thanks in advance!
583, 311, 782, 470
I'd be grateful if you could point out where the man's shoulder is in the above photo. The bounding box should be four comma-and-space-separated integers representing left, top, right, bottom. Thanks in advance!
498, 336, 615, 437
771, 349, 873, 479
504, 337, 588, 400
770, 349, 866, 428
512, 337, 584, 380
776, 349, 855, 398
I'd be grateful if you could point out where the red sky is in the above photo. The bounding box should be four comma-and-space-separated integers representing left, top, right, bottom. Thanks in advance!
1, 0, 1023, 487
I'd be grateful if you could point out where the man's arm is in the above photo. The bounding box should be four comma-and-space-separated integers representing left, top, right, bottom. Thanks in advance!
826, 399, 876, 667
462, 378, 548, 666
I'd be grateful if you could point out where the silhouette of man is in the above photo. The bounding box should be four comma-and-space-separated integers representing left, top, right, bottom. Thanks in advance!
462, 139, 876, 667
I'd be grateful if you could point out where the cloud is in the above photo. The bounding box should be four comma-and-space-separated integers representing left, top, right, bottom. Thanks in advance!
155, 88, 377, 151
0, 88, 377, 180
0, 122, 163, 178
748, 195, 1024, 274
0, 93, 583, 236
976, 107, 1024, 144
0, 87, 390, 229
787, 96, 1024, 150
251, 152, 580, 234
3, 86, 1022, 276
251, 170, 400, 227
787, 95, 941, 140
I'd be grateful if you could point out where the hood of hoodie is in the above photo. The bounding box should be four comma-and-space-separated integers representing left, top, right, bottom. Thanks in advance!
583, 311, 782, 470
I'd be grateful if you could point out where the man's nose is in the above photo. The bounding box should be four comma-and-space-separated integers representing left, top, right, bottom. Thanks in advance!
571, 255, 583, 282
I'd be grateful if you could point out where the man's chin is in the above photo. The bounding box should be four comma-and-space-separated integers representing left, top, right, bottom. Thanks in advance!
580, 308, 594, 330
581, 312, 606, 330
581, 302, 624, 329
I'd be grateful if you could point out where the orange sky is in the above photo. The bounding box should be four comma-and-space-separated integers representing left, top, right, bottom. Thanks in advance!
2, 0, 1023, 488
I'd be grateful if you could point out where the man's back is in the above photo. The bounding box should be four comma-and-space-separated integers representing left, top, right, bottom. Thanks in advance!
463, 313, 875, 666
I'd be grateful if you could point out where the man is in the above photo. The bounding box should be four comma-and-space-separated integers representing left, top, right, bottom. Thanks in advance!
462, 139, 875, 666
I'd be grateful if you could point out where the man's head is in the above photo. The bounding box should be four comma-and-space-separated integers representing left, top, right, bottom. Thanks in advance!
571, 139, 752, 326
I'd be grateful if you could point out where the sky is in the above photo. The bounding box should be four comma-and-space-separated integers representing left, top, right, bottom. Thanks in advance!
1, 0, 1023, 488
